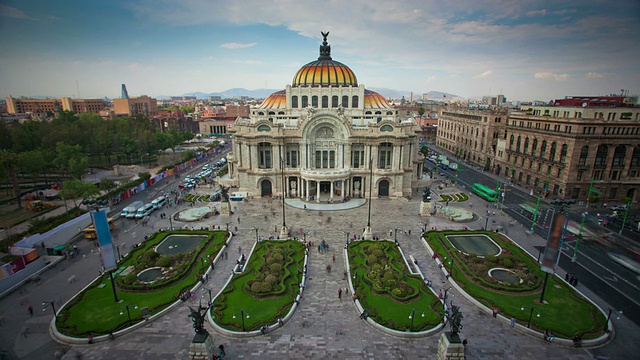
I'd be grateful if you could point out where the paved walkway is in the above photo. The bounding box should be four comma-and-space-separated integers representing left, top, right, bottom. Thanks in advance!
52, 194, 608, 359
1, 165, 636, 359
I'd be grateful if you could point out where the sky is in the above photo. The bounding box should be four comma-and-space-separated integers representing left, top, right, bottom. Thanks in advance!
1, 0, 639, 102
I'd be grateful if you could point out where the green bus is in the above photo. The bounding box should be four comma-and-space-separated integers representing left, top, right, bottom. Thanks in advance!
472, 183, 498, 202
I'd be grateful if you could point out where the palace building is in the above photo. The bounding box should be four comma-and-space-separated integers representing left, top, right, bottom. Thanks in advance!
226, 33, 424, 201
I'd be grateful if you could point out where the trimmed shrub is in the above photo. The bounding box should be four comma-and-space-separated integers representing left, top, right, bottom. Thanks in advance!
156, 256, 172, 267
123, 272, 138, 285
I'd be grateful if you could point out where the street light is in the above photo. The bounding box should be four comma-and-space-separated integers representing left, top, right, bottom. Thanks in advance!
484, 217, 490, 231
120, 304, 138, 327
233, 309, 250, 332
393, 228, 401, 243
202, 287, 212, 307
252, 228, 259, 242
408, 308, 425, 332
42, 300, 57, 320
521, 306, 540, 328
342, 231, 350, 245
605, 308, 622, 333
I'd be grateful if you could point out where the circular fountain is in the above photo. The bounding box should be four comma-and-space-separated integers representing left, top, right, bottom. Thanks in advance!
137, 267, 164, 283
176, 206, 214, 221
488, 268, 522, 284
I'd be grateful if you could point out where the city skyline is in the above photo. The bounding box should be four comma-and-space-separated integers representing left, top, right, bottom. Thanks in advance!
1, 0, 639, 102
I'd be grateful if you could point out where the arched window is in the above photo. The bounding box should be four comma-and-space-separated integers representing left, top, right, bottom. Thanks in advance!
509, 135, 515, 150
322, 95, 328, 108
351, 95, 359, 108
594, 145, 608, 167
524, 138, 530, 154
301, 96, 308, 108
516, 136, 521, 153
332, 95, 339, 108
560, 144, 568, 164
532, 139, 538, 156
578, 146, 588, 166
631, 146, 640, 167
540, 140, 547, 158
612, 145, 626, 167
291, 96, 298, 108
550, 142, 557, 162
342, 95, 349, 107
312, 96, 318, 108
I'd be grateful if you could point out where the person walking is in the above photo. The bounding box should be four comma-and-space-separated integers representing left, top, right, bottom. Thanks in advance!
338, 288, 342, 300
28, 305, 33, 317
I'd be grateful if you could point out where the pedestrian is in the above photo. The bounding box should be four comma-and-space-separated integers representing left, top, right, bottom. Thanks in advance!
218, 344, 225, 357
28, 305, 33, 317
225, 252, 228, 260
238, 245, 242, 254
332, 253, 336, 262
509, 317, 515, 328
237, 216, 240, 223
492, 308, 499, 318
438, 289, 443, 299
338, 288, 342, 300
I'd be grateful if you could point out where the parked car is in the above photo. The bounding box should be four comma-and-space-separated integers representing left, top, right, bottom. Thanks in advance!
610, 204, 628, 212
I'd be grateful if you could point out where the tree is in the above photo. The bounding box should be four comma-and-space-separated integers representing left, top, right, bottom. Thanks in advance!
418, 107, 426, 116
18, 150, 47, 185
59, 179, 99, 209
138, 172, 151, 182
0, 150, 22, 209
99, 178, 117, 193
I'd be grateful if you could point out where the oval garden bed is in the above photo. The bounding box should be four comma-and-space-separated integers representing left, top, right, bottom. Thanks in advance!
210, 240, 305, 332
348, 241, 443, 332
55, 230, 228, 337
425, 230, 606, 339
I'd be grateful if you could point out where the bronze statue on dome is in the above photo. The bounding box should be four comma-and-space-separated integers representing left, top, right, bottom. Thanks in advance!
319, 31, 331, 59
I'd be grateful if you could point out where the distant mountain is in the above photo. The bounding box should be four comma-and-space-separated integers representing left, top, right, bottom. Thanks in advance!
179, 88, 460, 101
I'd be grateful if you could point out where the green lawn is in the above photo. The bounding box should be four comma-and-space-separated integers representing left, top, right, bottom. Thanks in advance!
425, 230, 606, 339
348, 241, 443, 332
210, 240, 305, 331
56, 230, 227, 336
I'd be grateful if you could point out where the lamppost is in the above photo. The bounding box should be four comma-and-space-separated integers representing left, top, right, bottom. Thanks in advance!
233, 309, 250, 332
115, 244, 121, 261
279, 156, 287, 239
443, 257, 454, 277
521, 305, 540, 328
619, 198, 632, 235
605, 308, 623, 333
443, 286, 453, 301
364, 152, 374, 240
343, 231, 350, 245
304, 231, 311, 242
225, 222, 231, 232
393, 228, 401, 243
252, 228, 259, 242
408, 308, 425, 332
484, 217, 490, 231
42, 300, 57, 320
573, 178, 596, 261
168, 214, 173, 230
120, 304, 138, 327
202, 287, 212, 307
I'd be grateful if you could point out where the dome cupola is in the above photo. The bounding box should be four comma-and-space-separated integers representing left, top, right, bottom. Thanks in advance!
292, 31, 358, 88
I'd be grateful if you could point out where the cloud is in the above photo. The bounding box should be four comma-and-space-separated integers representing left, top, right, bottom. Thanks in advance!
586, 72, 604, 78
473, 70, 492, 79
220, 42, 257, 49
526, 9, 548, 16
231, 59, 263, 65
425, 75, 436, 82
0, 5, 36, 20
534, 72, 569, 81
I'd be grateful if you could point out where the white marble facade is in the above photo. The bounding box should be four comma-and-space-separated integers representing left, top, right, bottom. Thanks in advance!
226, 33, 423, 200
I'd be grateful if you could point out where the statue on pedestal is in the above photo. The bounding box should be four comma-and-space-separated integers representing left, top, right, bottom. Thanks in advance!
188, 305, 208, 334
219, 185, 230, 203
423, 187, 432, 202
446, 303, 463, 337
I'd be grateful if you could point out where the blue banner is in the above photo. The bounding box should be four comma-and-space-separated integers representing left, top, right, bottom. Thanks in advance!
91, 210, 117, 271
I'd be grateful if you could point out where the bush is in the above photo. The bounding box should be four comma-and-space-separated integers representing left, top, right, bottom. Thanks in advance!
502, 258, 514, 268
156, 256, 172, 267
367, 254, 378, 265
269, 263, 283, 274
123, 272, 138, 285
265, 274, 278, 284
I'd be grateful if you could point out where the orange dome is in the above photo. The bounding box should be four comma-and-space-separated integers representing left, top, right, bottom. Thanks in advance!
292, 32, 358, 87
364, 90, 390, 109
259, 90, 286, 109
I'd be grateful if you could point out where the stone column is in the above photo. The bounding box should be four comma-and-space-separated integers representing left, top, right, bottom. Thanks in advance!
340, 180, 345, 199
330, 181, 334, 201
436, 332, 465, 360
306, 179, 310, 201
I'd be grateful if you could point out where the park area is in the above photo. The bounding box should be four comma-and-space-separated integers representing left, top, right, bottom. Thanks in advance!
348, 240, 444, 332
424, 230, 607, 339
210, 240, 305, 332
55, 230, 227, 337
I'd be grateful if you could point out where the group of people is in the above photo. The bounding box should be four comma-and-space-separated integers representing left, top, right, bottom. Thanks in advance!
565, 272, 579, 286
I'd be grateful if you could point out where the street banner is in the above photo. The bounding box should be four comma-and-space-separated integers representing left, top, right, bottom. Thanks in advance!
91, 210, 117, 272
541, 212, 568, 273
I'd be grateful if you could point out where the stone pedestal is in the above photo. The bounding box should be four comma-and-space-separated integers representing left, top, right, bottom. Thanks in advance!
220, 201, 231, 215
437, 332, 465, 360
189, 332, 215, 360
363, 225, 373, 240
279, 225, 289, 239
420, 201, 432, 217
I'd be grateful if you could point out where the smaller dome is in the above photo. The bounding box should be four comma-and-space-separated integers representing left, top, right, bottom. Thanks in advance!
364, 90, 391, 109
259, 90, 286, 109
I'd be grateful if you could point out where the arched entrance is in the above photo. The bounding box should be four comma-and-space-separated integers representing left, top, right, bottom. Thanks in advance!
627, 188, 637, 202
261, 179, 272, 197
378, 180, 389, 197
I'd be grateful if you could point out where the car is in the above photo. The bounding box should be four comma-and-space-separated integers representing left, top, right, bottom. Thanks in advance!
610, 204, 628, 212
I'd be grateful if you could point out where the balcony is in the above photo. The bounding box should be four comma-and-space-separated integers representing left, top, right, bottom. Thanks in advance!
300, 167, 352, 180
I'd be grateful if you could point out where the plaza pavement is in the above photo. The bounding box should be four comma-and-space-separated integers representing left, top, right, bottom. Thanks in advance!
2, 181, 637, 359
